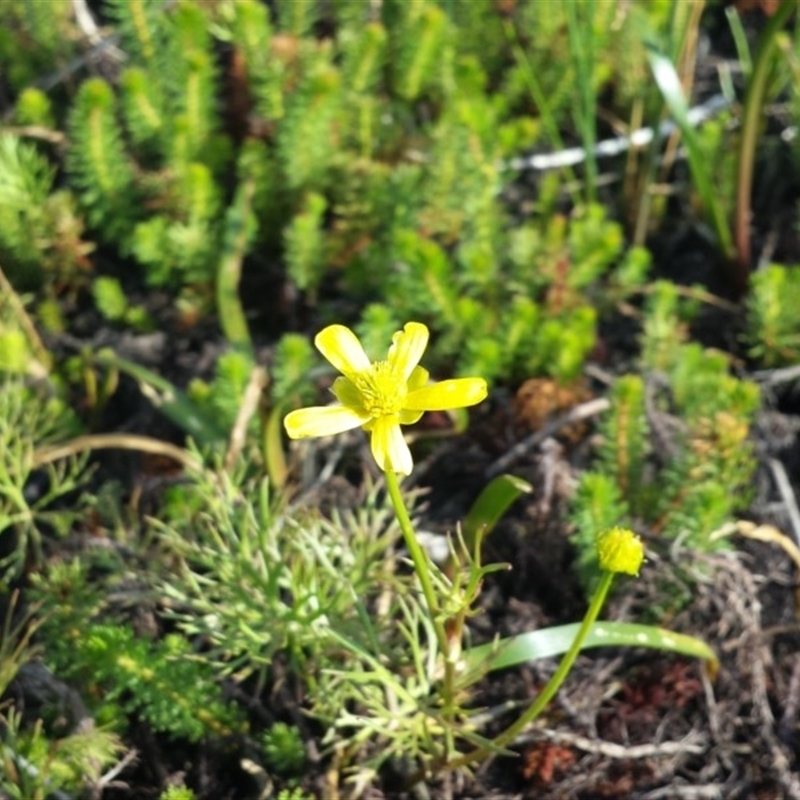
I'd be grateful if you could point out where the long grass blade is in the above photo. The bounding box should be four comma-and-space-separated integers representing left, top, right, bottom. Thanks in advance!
465, 620, 718, 675
646, 41, 734, 260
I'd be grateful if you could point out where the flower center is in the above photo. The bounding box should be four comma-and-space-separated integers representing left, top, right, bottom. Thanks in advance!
353, 361, 406, 418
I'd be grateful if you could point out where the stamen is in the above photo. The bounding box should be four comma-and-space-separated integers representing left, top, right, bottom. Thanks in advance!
354, 361, 406, 417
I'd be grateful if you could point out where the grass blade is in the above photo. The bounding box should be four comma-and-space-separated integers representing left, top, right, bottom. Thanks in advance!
465, 620, 718, 674
646, 41, 734, 260
95, 351, 226, 445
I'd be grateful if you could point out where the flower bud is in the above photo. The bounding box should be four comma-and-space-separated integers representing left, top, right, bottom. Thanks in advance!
596, 527, 644, 576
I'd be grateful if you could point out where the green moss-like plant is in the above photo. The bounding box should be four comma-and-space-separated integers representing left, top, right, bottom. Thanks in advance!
0, 135, 92, 288
261, 722, 306, 776
159, 787, 197, 800
33, 561, 244, 742
571, 283, 760, 586
746, 264, 800, 367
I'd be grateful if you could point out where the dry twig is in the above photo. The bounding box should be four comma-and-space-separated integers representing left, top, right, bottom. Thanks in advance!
485, 397, 609, 479
514, 728, 707, 760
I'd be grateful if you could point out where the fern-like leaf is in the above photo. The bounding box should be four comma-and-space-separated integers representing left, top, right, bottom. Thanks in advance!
570, 472, 630, 589
164, 4, 219, 168
271, 333, 316, 405
598, 374, 649, 509
278, 57, 342, 191
0, 134, 56, 277
120, 66, 165, 156
284, 191, 328, 295
67, 78, 137, 238
390, 4, 449, 102
230, 0, 284, 120
747, 264, 800, 367
106, 0, 167, 70
273, 0, 319, 36
341, 22, 387, 95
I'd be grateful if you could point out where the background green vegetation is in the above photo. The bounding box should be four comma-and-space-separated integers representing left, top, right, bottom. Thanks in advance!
1, 0, 800, 796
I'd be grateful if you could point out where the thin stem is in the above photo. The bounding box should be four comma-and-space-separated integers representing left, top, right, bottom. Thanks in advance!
565, 0, 597, 205
384, 468, 457, 761
445, 570, 616, 772
502, 19, 580, 206
734, 0, 797, 294
383, 469, 446, 652
32, 433, 205, 474
217, 177, 255, 354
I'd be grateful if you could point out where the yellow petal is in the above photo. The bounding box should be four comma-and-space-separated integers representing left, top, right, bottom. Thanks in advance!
388, 322, 429, 381
315, 325, 371, 378
399, 408, 424, 425
405, 378, 488, 411
407, 365, 429, 392
370, 416, 413, 475
284, 405, 369, 439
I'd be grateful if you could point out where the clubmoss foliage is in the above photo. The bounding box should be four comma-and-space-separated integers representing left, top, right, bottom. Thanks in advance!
571, 282, 761, 589
1, 0, 660, 378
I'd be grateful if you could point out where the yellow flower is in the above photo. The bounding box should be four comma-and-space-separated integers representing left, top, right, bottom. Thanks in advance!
284, 322, 488, 475
596, 527, 645, 576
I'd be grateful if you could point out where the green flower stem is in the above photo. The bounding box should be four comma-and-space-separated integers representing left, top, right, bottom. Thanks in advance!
446, 570, 616, 772
384, 468, 457, 760
384, 469, 446, 650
